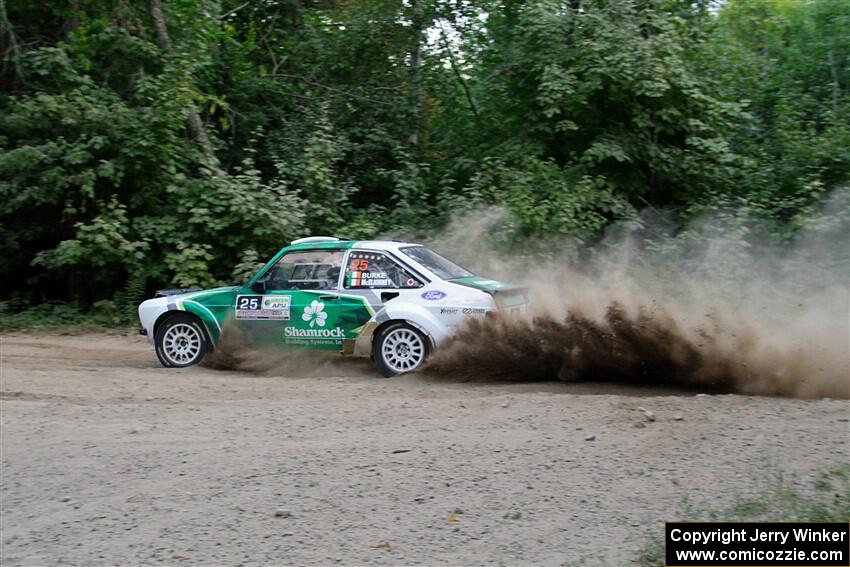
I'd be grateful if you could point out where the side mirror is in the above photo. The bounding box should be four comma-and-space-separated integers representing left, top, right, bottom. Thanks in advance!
250, 280, 267, 294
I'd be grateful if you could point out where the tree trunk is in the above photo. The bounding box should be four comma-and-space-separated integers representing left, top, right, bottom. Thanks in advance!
0, 0, 22, 82
827, 50, 839, 114
147, 0, 220, 172
437, 20, 478, 118
148, 0, 173, 52
61, 0, 81, 41
408, 0, 424, 147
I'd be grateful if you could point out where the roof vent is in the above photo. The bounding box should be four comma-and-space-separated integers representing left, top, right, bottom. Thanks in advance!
290, 236, 340, 245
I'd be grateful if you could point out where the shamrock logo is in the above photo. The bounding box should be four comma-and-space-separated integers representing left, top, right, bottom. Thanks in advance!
302, 300, 327, 328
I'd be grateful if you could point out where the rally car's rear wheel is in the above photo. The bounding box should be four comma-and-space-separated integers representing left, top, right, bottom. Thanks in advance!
373, 322, 430, 377
155, 314, 208, 368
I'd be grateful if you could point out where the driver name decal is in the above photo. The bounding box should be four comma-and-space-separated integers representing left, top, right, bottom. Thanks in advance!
346, 252, 395, 288
235, 294, 291, 320
348, 271, 393, 287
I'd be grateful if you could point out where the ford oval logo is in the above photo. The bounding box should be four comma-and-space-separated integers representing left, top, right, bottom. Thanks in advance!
421, 290, 447, 301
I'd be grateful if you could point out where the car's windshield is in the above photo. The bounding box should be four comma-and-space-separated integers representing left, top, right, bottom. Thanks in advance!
400, 246, 474, 280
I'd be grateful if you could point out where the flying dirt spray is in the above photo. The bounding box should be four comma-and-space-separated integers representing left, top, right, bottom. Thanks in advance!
415, 194, 849, 399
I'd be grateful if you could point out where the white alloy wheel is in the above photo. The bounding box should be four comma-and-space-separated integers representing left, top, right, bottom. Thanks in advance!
161, 322, 204, 365
380, 326, 427, 374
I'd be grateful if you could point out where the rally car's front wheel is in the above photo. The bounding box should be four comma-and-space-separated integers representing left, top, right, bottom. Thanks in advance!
373, 322, 430, 377
155, 314, 209, 368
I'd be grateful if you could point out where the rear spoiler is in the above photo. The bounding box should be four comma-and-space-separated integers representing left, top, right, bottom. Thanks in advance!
155, 288, 202, 298
451, 280, 527, 296
492, 284, 528, 296
451, 280, 529, 305
492, 285, 529, 308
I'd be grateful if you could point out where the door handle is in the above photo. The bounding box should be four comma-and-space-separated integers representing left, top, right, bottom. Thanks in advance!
319, 295, 339, 300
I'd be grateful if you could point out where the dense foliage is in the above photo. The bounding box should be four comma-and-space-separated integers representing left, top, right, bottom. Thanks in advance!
1, 0, 847, 311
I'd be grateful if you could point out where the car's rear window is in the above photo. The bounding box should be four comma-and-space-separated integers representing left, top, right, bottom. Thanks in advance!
400, 246, 474, 280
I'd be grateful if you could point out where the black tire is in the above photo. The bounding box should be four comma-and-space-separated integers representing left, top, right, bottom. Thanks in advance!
372, 322, 430, 377
154, 314, 209, 368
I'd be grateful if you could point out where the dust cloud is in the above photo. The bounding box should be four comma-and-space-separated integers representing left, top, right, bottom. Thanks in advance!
417, 192, 850, 399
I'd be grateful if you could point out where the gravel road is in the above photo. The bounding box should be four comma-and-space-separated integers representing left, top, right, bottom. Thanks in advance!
1, 333, 847, 566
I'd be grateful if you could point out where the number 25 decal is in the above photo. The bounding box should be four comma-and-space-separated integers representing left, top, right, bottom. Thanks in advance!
237, 296, 260, 310
351, 259, 369, 271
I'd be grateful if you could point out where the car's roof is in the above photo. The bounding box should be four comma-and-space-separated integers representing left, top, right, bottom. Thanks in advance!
285, 239, 421, 252
353, 240, 420, 250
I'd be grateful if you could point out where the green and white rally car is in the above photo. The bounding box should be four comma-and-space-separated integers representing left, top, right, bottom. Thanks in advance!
138, 237, 528, 376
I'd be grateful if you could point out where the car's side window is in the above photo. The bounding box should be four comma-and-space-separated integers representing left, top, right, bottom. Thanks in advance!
344, 251, 423, 289
261, 251, 343, 291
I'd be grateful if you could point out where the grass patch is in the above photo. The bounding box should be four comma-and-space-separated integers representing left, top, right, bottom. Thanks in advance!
0, 301, 135, 333
636, 465, 850, 567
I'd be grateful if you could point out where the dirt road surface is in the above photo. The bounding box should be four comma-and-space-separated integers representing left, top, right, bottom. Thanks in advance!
1, 333, 848, 566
